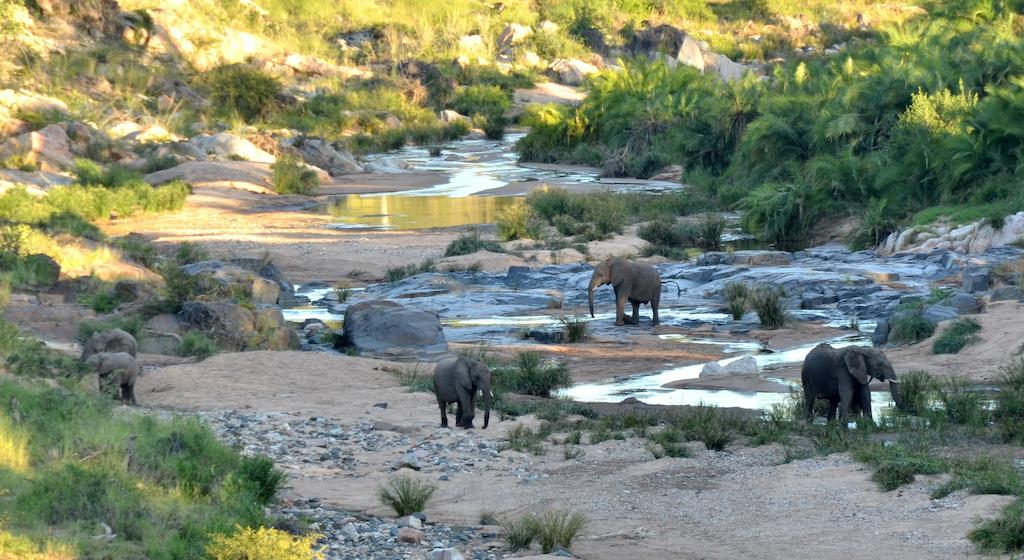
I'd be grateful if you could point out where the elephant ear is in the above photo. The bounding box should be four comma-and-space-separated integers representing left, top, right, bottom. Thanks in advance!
844, 349, 871, 385
454, 358, 474, 392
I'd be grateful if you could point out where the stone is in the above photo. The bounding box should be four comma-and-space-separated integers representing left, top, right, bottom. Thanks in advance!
286, 137, 363, 175
113, 280, 157, 302
0, 124, 74, 172
339, 300, 447, 359
23, 254, 60, 286
528, 329, 565, 344
431, 549, 465, 560
340, 523, 359, 541
144, 313, 182, 336
188, 133, 275, 163
373, 402, 388, 409
539, 20, 559, 34
990, 286, 1022, 301
872, 318, 890, 346
251, 277, 280, 304
64, 121, 111, 157
704, 52, 748, 82
139, 332, 182, 355
144, 161, 276, 193
0, 117, 30, 139
676, 35, 705, 72
438, 110, 469, 124
962, 269, 991, 293
457, 35, 487, 58
364, 157, 413, 174
522, 50, 543, 67
0, 89, 69, 116
0, 169, 72, 195
547, 58, 599, 86
627, 24, 687, 59
922, 304, 960, 324
699, 356, 757, 377
944, 292, 980, 314
497, 23, 532, 53
177, 301, 256, 349
397, 527, 424, 544
402, 515, 422, 529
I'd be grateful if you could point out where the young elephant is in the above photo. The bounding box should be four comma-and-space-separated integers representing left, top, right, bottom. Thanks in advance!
588, 257, 662, 326
801, 344, 901, 422
433, 356, 492, 429
85, 351, 138, 405
81, 329, 138, 362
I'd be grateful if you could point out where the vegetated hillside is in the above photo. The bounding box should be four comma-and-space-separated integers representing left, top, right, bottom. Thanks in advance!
520, 0, 1024, 248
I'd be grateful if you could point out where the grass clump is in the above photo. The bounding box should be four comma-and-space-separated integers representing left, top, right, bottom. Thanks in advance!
969, 498, 1024, 553
377, 475, 437, 516
559, 315, 588, 343
384, 258, 436, 282
179, 331, 219, 359
889, 309, 936, 345
532, 510, 588, 554
893, 370, 935, 416
76, 315, 144, 342
501, 515, 536, 552
932, 317, 981, 354
934, 376, 988, 427
444, 231, 505, 257
749, 285, 787, 329
496, 200, 543, 241
496, 351, 571, 398
995, 358, 1024, 443
503, 424, 545, 455
207, 526, 324, 560
852, 442, 947, 491
271, 154, 320, 195
723, 281, 749, 320
200, 64, 281, 123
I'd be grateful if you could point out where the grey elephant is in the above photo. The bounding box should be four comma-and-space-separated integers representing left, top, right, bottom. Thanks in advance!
801, 344, 902, 422
588, 257, 661, 326
85, 351, 138, 404
433, 356, 492, 429
81, 329, 138, 362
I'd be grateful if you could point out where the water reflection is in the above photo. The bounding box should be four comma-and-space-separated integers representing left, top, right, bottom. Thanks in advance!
324, 193, 521, 230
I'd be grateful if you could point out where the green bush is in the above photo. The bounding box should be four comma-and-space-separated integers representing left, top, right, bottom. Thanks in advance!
207, 527, 324, 560
503, 424, 545, 455
201, 64, 281, 123
444, 231, 504, 257
501, 515, 537, 551
376, 475, 437, 516
450, 85, 511, 139
271, 154, 319, 195
180, 331, 219, 359
934, 376, 988, 426
496, 200, 543, 241
560, 315, 588, 343
888, 311, 935, 344
384, 259, 436, 282
995, 358, 1024, 443
77, 315, 144, 342
932, 317, 981, 354
496, 351, 571, 398
723, 282, 749, 320
969, 498, 1024, 553
749, 285, 787, 329
894, 370, 935, 416
852, 443, 947, 491
531, 510, 588, 554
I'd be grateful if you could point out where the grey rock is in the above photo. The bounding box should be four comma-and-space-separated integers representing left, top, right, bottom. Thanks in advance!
251, 276, 281, 304
962, 269, 991, 293
944, 292, 980, 314
922, 304, 960, 324
340, 523, 359, 541
990, 286, 1022, 301
872, 318, 890, 347
339, 300, 447, 359
431, 548, 464, 560
139, 332, 182, 355
373, 402, 388, 409
528, 329, 565, 344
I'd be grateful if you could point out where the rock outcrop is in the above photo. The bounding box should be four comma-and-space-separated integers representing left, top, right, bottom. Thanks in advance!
338, 300, 447, 359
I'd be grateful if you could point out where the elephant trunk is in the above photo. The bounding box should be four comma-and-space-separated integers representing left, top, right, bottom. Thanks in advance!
482, 384, 491, 429
888, 380, 903, 411
588, 274, 600, 318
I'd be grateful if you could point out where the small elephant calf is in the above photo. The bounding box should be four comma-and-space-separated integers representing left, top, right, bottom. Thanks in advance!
433, 356, 492, 429
85, 351, 138, 405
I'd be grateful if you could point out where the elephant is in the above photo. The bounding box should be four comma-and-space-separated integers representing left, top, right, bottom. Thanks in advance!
588, 257, 661, 326
432, 356, 492, 429
85, 351, 138, 404
801, 343, 902, 422
81, 329, 138, 362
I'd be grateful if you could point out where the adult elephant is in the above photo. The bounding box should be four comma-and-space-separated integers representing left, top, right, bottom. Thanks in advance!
433, 356, 492, 429
588, 257, 661, 326
81, 328, 138, 361
801, 343, 902, 422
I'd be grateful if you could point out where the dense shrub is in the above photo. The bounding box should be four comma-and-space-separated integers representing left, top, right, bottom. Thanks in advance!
889, 310, 936, 344
932, 317, 981, 354
496, 351, 571, 397
207, 527, 324, 560
749, 285, 787, 329
496, 200, 543, 241
377, 475, 437, 516
201, 64, 281, 122
444, 231, 504, 257
723, 282, 749, 320
272, 154, 320, 195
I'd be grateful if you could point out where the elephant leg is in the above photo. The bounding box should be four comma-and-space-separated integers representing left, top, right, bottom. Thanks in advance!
463, 393, 476, 429
437, 396, 449, 428
630, 301, 640, 325
615, 290, 627, 326
122, 381, 136, 405
652, 300, 660, 326
838, 384, 854, 422
454, 400, 464, 427
857, 387, 873, 421
457, 386, 475, 429
803, 390, 816, 421
826, 399, 838, 422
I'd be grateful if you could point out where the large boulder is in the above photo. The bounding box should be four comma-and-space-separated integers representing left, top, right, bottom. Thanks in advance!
177, 301, 257, 349
697, 251, 793, 266
0, 124, 75, 171
188, 133, 276, 164
181, 259, 291, 303
285, 137, 363, 175
872, 318, 890, 346
143, 161, 276, 193
23, 253, 61, 287
704, 52, 748, 82
699, 356, 758, 378
0, 89, 69, 117
962, 268, 991, 293
64, 121, 111, 158
627, 24, 687, 59
922, 304, 960, 324
676, 36, 705, 72
339, 300, 447, 359
990, 286, 1023, 302
547, 58, 599, 86
944, 292, 980, 314
497, 23, 532, 55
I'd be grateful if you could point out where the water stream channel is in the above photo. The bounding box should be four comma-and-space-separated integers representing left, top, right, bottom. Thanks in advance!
277, 133, 1024, 418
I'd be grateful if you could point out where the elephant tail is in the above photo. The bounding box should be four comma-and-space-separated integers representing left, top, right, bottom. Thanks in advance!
661, 280, 683, 296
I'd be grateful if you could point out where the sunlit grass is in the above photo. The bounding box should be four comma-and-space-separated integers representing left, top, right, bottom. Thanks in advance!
0, 415, 30, 473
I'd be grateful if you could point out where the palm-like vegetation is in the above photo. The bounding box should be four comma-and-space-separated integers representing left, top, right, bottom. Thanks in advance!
519, 1, 1024, 246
